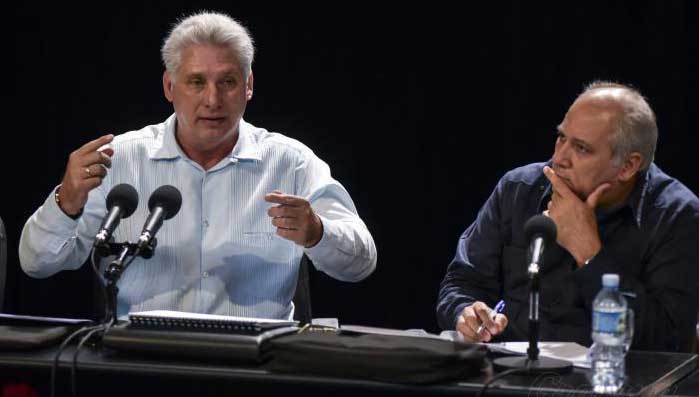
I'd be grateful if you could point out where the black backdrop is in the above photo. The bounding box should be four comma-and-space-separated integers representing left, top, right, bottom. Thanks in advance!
5, 2, 699, 332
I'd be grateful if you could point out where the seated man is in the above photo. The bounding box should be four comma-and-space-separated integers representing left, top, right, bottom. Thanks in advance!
437, 82, 699, 352
19, 12, 376, 319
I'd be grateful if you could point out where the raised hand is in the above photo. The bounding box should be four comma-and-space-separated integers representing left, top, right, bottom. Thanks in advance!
57, 134, 114, 216
543, 166, 610, 266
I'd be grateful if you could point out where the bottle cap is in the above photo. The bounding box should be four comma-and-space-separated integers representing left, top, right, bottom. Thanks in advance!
602, 273, 619, 288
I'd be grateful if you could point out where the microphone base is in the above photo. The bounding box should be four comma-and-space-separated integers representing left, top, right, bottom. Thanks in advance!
492, 356, 573, 374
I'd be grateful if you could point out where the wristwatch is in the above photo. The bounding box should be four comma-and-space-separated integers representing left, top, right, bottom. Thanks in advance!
54, 184, 83, 220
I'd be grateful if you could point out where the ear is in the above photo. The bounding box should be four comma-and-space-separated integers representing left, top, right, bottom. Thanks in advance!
163, 71, 174, 103
616, 152, 643, 182
246, 70, 254, 101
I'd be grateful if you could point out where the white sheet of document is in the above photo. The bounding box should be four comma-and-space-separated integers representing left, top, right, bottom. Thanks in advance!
129, 310, 297, 327
439, 331, 591, 368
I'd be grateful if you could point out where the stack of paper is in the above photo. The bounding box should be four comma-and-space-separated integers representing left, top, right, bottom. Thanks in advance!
439, 331, 590, 368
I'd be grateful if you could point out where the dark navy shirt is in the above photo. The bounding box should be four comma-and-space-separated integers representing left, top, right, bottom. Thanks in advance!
437, 162, 699, 352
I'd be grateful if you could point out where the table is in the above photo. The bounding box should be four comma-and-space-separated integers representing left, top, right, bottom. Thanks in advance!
0, 344, 696, 396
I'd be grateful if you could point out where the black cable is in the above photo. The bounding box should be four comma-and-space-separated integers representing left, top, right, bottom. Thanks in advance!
476, 367, 528, 397
50, 324, 104, 397
70, 321, 112, 397
54, 247, 126, 397
93, 244, 140, 323
89, 248, 104, 284
90, 248, 109, 322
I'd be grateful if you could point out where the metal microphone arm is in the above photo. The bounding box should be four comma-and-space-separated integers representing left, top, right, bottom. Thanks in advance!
97, 239, 157, 324
492, 229, 572, 374
527, 249, 541, 361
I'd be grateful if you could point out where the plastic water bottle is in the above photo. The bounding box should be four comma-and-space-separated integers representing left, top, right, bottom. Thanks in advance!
590, 273, 627, 394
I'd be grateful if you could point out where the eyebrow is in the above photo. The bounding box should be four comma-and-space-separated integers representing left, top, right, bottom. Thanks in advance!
185, 68, 239, 77
556, 127, 593, 150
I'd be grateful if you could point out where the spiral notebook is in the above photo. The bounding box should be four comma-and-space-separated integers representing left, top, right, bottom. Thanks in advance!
128, 310, 298, 334
104, 321, 299, 363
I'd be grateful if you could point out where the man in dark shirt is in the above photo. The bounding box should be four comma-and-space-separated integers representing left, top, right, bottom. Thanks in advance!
437, 82, 699, 352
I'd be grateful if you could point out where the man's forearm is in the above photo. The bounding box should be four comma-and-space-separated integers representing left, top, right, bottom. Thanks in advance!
19, 190, 92, 278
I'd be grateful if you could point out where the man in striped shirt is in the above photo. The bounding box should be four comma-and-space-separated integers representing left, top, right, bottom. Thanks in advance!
19, 12, 376, 319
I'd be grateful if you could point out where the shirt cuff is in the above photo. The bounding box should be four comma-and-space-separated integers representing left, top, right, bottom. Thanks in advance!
303, 215, 348, 261
41, 186, 82, 235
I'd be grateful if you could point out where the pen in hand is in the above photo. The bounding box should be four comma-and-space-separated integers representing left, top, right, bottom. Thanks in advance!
476, 300, 506, 336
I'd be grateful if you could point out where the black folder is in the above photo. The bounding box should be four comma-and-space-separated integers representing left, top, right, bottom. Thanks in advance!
102, 322, 298, 364
0, 313, 94, 350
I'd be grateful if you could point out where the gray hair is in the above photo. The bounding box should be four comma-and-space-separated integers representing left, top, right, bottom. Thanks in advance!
580, 81, 657, 171
161, 11, 254, 82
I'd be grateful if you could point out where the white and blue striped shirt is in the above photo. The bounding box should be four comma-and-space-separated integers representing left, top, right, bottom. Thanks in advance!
20, 115, 376, 319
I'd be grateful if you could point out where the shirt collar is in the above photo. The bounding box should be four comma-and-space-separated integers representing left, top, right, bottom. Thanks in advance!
229, 119, 262, 162
150, 114, 180, 160
625, 167, 650, 227
537, 160, 651, 228
149, 115, 262, 162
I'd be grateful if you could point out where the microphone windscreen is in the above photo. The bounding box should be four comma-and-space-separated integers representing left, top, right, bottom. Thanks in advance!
148, 185, 182, 219
524, 214, 557, 243
105, 184, 139, 218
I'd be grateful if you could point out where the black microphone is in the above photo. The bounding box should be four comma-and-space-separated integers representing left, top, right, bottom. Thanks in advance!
137, 185, 182, 250
94, 184, 139, 247
493, 214, 572, 374
523, 214, 558, 362
524, 214, 557, 268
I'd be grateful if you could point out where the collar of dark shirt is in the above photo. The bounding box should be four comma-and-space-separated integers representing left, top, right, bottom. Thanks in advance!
537, 160, 650, 228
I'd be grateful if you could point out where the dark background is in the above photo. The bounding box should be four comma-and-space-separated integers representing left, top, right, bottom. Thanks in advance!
4, 2, 699, 332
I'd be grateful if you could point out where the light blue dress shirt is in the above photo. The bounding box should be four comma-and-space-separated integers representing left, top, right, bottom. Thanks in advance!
19, 115, 376, 319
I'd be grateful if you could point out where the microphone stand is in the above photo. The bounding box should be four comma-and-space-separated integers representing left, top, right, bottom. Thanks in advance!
95, 240, 156, 324
492, 241, 573, 374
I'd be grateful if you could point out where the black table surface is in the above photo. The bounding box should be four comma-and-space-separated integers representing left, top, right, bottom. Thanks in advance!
0, 343, 696, 396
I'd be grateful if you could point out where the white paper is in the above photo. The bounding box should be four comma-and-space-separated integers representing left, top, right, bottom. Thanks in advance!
341, 324, 443, 339
494, 341, 590, 368
129, 310, 297, 326
439, 331, 590, 368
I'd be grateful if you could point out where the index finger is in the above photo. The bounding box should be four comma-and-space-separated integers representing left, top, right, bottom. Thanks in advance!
264, 192, 308, 207
472, 303, 499, 340
78, 134, 114, 154
493, 313, 508, 334
543, 166, 573, 199
473, 302, 495, 326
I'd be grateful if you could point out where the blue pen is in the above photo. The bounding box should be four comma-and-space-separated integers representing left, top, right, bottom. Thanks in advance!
477, 300, 506, 335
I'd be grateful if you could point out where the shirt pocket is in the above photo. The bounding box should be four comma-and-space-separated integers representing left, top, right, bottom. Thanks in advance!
242, 231, 280, 248
241, 231, 296, 264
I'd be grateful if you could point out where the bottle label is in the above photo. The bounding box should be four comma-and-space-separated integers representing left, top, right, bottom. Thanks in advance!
593, 310, 626, 334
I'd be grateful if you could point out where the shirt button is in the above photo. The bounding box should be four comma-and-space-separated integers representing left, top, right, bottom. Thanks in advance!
202, 271, 209, 278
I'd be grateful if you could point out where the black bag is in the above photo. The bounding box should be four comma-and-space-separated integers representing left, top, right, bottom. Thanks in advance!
102, 322, 299, 364
0, 326, 72, 350
0, 313, 94, 350
269, 331, 486, 384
